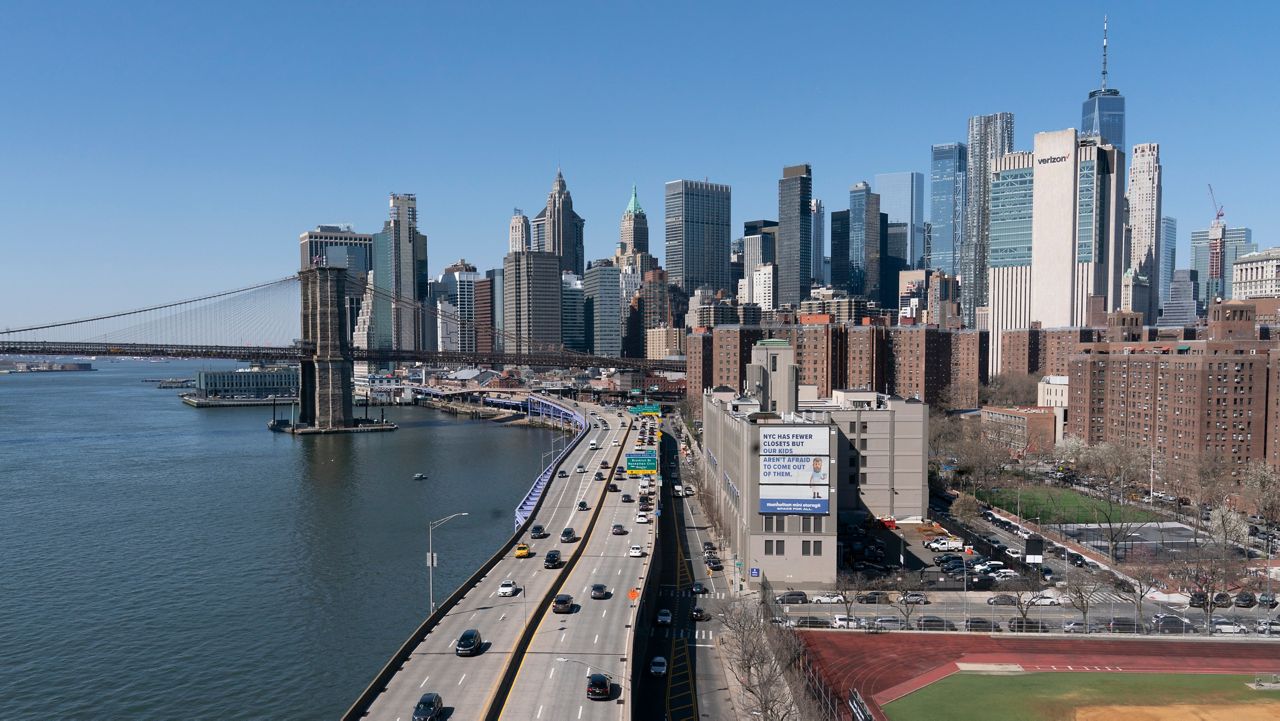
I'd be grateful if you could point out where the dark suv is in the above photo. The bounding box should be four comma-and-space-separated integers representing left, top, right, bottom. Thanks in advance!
412, 692, 443, 721
454, 628, 483, 656
552, 594, 574, 613
544, 550, 562, 569
530, 524, 549, 539
561, 527, 576, 543
586, 673, 611, 700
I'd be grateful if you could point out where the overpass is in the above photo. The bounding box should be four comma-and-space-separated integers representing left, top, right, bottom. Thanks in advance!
344, 397, 663, 720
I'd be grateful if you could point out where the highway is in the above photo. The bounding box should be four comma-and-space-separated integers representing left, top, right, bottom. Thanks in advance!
362, 402, 633, 721
496, 415, 661, 721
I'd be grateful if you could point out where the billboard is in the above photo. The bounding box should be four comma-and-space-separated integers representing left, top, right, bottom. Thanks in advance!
759, 485, 829, 514
758, 426, 831, 515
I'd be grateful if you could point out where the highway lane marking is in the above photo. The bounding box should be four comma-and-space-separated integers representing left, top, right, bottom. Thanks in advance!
458, 673, 467, 685
602, 609, 607, 618
536, 705, 543, 718
499, 613, 506, 621
419, 675, 430, 687
561, 632, 566, 643
549, 666, 556, 678
594, 634, 599, 644
578, 705, 584, 719
470, 612, 478, 619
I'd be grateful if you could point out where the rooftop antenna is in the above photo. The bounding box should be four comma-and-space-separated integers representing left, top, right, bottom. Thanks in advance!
1100, 15, 1109, 91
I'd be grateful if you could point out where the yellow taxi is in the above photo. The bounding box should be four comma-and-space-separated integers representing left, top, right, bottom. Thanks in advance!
514, 543, 531, 558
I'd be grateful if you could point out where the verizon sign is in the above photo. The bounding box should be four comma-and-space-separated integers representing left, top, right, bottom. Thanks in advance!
1037, 155, 1068, 165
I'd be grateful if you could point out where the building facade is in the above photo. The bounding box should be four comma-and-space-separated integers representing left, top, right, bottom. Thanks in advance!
1159, 217, 1177, 310
776, 164, 813, 308
928, 143, 967, 275
502, 251, 562, 353
875, 171, 925, 268
1124, 143, 1163, 321
531, 170, 586, 277
1233, 248, 1280, 299
1080, 18, 1125, 150
509, 209, 530, 253
810, 199, 825, 288
665, 179, 732, 294
583, 261, 622, 357
1191, 224, 1255, 303
961, 111, 1015, 327
985, 152, 1035, 376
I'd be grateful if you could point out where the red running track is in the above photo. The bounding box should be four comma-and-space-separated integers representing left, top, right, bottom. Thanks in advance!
800, 630, 1280, 721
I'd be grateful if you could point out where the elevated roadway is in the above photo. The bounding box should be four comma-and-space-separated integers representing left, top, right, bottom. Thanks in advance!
359, 403, 633, 721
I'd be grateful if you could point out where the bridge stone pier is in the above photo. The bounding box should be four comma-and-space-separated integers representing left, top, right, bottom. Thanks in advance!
298, 266, 355, 431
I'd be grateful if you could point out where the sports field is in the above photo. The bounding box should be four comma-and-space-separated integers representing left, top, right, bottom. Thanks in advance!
979, 486, 1159, 525
884, 672, 1280, 721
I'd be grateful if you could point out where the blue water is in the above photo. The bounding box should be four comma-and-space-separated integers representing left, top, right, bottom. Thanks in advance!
0, 360, 560, 719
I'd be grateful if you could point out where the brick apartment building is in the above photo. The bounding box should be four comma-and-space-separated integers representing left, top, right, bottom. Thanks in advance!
980, 406, 1058, 457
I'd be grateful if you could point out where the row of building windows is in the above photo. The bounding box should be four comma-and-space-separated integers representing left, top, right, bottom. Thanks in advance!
762, 515, 825, 533
763, 539, 825, 556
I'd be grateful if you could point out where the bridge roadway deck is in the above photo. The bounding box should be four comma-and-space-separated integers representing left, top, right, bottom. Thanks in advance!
363, 403, 633, 721
496, 416, 661, 721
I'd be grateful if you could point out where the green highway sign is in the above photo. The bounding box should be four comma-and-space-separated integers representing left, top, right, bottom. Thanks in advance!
626, 455, 658, 473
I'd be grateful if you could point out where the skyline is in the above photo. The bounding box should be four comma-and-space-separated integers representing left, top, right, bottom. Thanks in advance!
3, 2, 1278, 326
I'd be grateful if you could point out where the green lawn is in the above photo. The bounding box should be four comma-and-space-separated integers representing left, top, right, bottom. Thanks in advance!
977, 486, 1160, 525
884, 672, 1280, 721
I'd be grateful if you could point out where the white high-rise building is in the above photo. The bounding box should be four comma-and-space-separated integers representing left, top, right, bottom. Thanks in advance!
985, 151, 1035, 377
752, 263, 777, 310
1028, 129, 1125, 328
961, 112, 1015, 327
1123, 143, 1162, 322
436, 261, 480, 353
509, 209, 530, 253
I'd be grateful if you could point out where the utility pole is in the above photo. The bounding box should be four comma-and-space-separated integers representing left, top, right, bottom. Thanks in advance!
428, 512, 470, 613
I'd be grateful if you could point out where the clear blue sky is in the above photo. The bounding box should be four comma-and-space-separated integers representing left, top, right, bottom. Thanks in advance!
2, 1, 1276, 326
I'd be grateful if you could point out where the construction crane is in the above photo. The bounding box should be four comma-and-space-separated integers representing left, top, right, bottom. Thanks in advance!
1208, 184, 1225, 223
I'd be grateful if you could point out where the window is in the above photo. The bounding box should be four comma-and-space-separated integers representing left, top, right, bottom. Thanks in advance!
813, 540, 823, 556
802, 540, 811, 556
814, 517, 823, 533
801, 517, 812, 533
764, 516, 774, 533
764, 539, 774, 555
776, 516, 786, 533
775, 540, 785, 555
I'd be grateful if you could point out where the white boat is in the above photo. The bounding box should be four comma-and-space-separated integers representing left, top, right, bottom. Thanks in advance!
413, 473, 427, 480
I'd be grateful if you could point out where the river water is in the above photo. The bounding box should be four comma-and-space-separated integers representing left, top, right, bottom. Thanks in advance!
0, 360, 562, 719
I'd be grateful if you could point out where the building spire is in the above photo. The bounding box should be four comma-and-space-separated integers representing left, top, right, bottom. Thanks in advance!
1100, 15, 1109, 91
625, 184, 643, 215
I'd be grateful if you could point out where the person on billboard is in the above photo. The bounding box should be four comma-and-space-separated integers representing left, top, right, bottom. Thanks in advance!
809, 457, 828, 494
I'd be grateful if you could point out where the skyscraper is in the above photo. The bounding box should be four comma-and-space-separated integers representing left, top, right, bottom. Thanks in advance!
561, 273, 586, 352
929, 143, 967, 275
584, 261, 622, 357
370, 193, 427, 355
776, 164, 813, 307
1157, 269, 1199, 326
848, 182, 884, 301
298, 224, 373, 336
1191, 224, 1255, 302
875, 172, 925, 270
739, 233, 775, 309
1123, 143, 1162, 321
810, 199, 825, 286
503, 251, 562, 353
1029, 128, 1125, 328
985, 151, 1034, 376
531, 170, 586, 276
829, 210, 850, 292
509, 209, 530, 253
436, 259, 480, 353
1081, 17, 1125, 151
961, 112, 1015, 327
619, 185, 649, 256
1159, 216, 1177, 309
665, 179, 732, 293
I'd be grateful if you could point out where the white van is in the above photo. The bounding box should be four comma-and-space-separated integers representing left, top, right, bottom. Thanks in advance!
672, 484, 684, 496
588, 440, 598, 450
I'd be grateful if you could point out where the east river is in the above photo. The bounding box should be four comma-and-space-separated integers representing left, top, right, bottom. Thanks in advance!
0, 360, 561, 719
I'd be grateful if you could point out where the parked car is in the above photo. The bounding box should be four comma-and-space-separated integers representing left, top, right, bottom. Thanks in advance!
902, 592, 929, 605
856, 591, 893, 604
1189, 592, 1208, 608
832, 614, 861, 629
1254, 618, 1280, 634
915, 616, 956, 631
1107, 617, 1144, 634
1235, 591, 1257, 608
1212, 592, 1234, 608
965, 617, 1002, 632
1028, 594, 1061, 606
1211, 618, 1250, 635
793, 616, 835, 629
774, 591, 809, 605
1008, 618, 1053, 633
1062, 620, 1103, 634
455, 628, 484, 657
811, 593, 846, 604
987, 594, 1018, 606
1156, 618, 1197, 635
1259, 593, 1278, 609
872, 616, 905, 630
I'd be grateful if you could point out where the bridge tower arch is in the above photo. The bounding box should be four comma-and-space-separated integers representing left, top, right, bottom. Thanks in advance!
298, 267, 354, 430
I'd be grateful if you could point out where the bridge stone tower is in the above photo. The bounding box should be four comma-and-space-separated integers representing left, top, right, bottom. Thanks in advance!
299, 267, 354, 430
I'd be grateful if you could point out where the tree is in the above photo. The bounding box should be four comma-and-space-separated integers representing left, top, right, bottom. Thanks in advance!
1242, 461, 1280, 529
1112, 561, 1169, 633
876, 575, 928, 628
1063, 576, 1106, 633
980, 372, 1041, 407
950, 494, 983, 527
833, 571, 874, 629
995, 578, 1046, 624
718, 597, 801, 721
950, 421, 1007, 495
1078, 442, 1153, 560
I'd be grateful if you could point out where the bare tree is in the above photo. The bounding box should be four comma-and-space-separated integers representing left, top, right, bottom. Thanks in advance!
951, 421, 1007, 495
875, 575, 928, 628
950, 494, 983, 527
1112, 561, 1169, 633
1078, 442, 1153, 560
995, 578, 1046, 624
1174, 543, 1247, 636
833, 571, 873, 628
718, 597, 801, 721
980, 372, 1042, 407
1063, 576, 1106, 633
1242, 461, 1280, 528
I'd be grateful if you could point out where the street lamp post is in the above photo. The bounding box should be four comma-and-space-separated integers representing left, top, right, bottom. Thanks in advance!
428, 512, 470, 614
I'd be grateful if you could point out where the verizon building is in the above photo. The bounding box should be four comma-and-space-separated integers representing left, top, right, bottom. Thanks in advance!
1029, 129, 1125, 328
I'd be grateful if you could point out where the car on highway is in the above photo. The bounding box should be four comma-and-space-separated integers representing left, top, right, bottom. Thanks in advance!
575, 464, 586, 473
544, 550, 562, 568
612, 524, 627, 535
706, 559, 723, 571
577, 500, 589, 511
557, 469, 569, 478
593, 472, 605, 481
629, 544, 644, 557
412, 692, 444, 721
621, 493, 634, 503
691, 607, 711, 622
965, 617, 1002, 632
635, 513, 650, 524
902, 592, 929, 605
812, 593, 846, 604
987, 594, 1018, 606
590, 583, 609, 600
586, 672, 611, 700
612, 439, 620, 446
454, 628, 484, 657
498, 579, 518, 597
656, 609, 673, 625
649, 656, 668, 676
872, 616, 905, 630
514, 543, 532, 558
561, 527, 576, 542
691, 582, 707, 594
600, 460, 610, 468
1211, 618, 1250, 635
607, 483, 620, 492
856, 591, 894, 604
1028, 594, 1061, 606
915, 616, 956, 631
530, 524, 549, 539
552, 594, 574, 613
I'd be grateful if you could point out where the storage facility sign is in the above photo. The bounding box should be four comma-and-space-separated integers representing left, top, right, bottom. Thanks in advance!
758, 426, 830, 515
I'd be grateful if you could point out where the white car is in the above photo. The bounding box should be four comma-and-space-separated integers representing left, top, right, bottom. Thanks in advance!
832, 614, 860, 629
498, 579, 518, 597
612, 439, 620, 446
629, 545, 644, 558
634, 513, 650, 524
1212, 619, 1250, 635
1028, 594, 1061, 606
575, 465, 586, 473
991, 569, 1022, 581
1005, 548, 1024, 560
649, 656, 668, 676
811, 593, 846, 604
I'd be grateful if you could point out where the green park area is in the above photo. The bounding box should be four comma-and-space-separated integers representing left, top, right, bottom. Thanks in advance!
885, 672, 1280, 721
977, 485, 1160, 525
